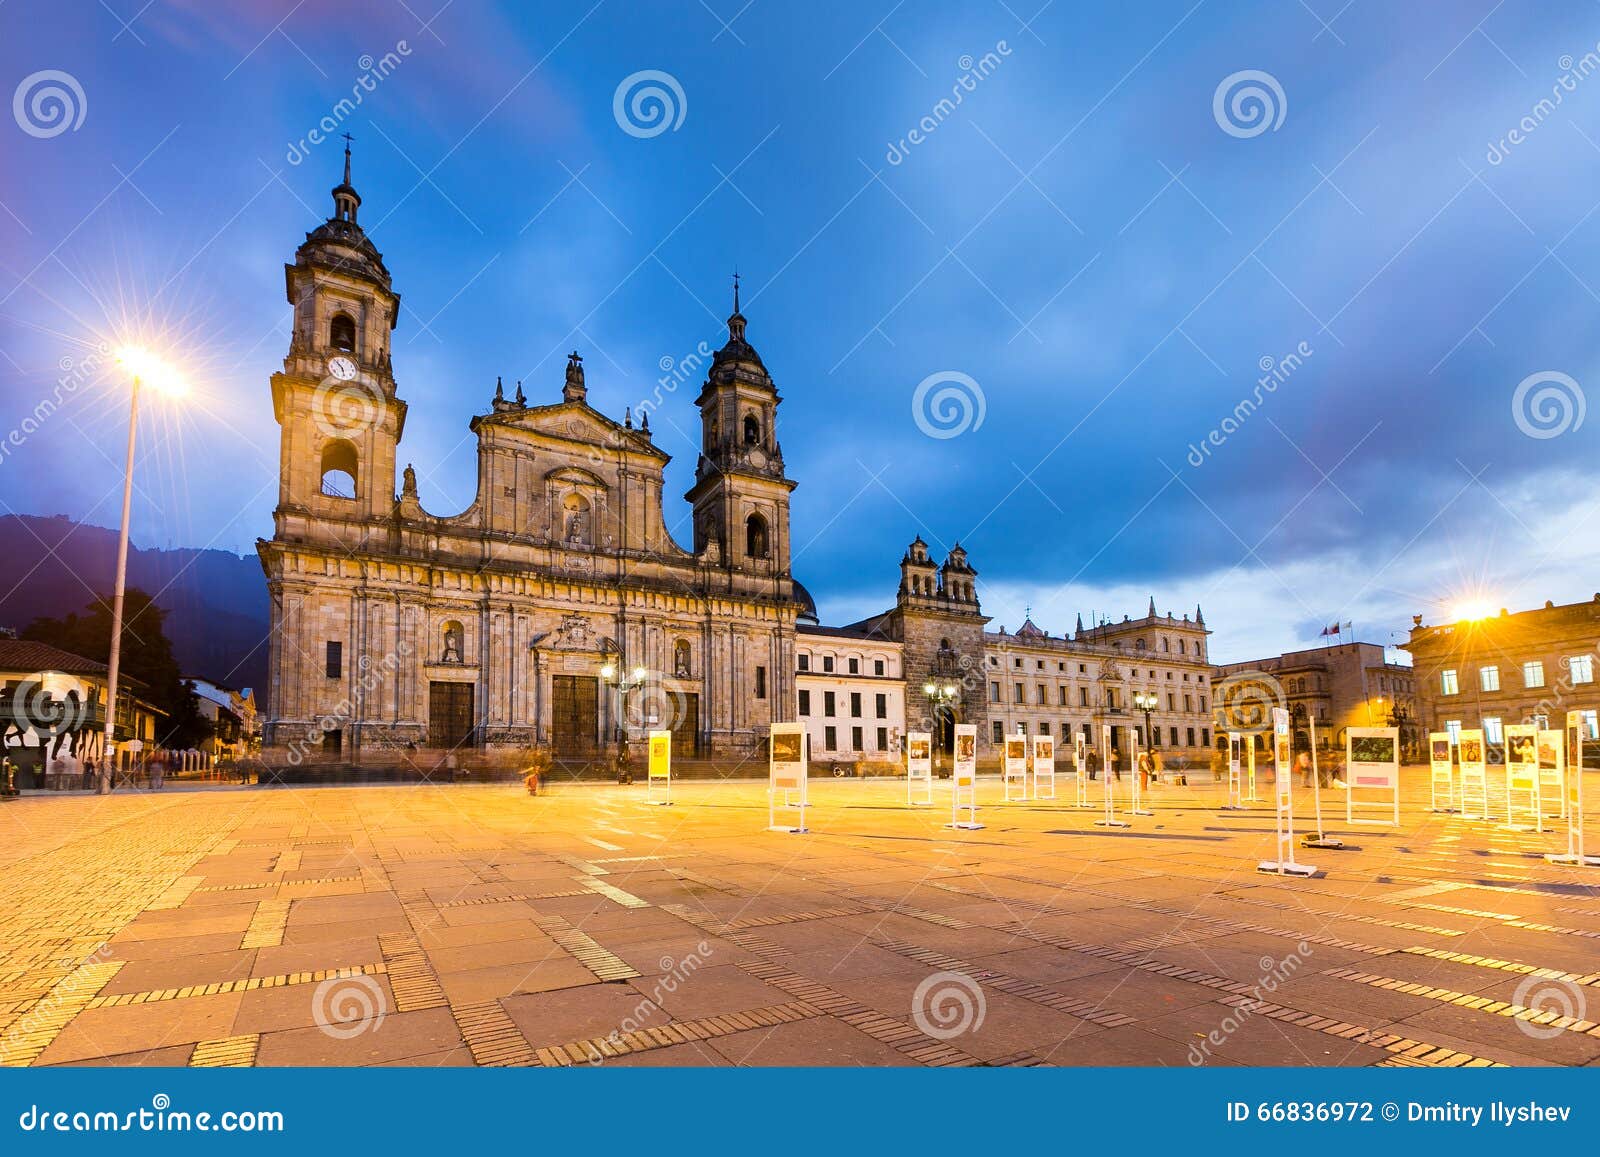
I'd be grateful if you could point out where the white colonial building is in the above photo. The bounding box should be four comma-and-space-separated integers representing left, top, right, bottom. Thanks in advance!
796, 540, 1217, 768
984, 601, 1214, 761
794, 615, 905, 767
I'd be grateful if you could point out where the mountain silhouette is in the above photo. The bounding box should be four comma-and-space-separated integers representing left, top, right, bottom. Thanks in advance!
0, 514, 269, 709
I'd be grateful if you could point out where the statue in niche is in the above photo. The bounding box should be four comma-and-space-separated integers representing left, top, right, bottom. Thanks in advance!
563, 493, 591, 545
441, 622, 464, 664
674, 639, 691, 678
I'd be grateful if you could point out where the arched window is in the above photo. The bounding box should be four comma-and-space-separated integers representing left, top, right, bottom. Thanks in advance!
330, 313, 356, 353
673, 639, 691, 678
746, 512, 768, 559
319, 439, 358, 499
743, 414, 760, 445
562, 493, 591, 546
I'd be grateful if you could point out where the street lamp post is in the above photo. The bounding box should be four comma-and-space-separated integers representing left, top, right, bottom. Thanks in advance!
922, 681, 957, 776
99, 348, 186, 794
600, 660, 648, 746
1133, 690, 1157, 751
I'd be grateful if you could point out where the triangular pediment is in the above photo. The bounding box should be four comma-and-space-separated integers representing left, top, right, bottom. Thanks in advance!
472, 401, 668, 461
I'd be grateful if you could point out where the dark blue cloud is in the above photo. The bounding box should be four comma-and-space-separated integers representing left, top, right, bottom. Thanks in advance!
2, 1, 1597, 662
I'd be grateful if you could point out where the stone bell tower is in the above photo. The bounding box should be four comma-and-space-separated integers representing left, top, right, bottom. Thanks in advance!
684, 276, 796, 591
886, 537, 991, 752
270, 140, 406, 542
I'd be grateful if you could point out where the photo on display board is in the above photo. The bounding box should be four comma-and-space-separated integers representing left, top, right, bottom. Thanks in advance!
956, 733, 975, 763
1349, 735, 1396, 763
1431, 737, 1450, 763
1538, 736, 1560, 769
771, 732, 803, 764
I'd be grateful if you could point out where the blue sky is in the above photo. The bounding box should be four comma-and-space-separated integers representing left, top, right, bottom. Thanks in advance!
3, 0, 1599, 662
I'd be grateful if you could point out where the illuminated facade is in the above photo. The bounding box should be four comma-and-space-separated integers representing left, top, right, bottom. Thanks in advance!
258, 153, 801, 759
1408, 596, 1600, 748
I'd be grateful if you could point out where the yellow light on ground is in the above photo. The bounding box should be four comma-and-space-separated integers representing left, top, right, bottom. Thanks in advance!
1452, 600, 1495, 623
116, 345, 189, 396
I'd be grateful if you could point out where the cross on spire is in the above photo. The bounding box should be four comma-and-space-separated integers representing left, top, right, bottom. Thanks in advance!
732, 270, 741, 314
331, 134, 361, 222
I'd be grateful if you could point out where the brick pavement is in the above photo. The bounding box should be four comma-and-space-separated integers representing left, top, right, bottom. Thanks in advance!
0, 770, 1595, 1067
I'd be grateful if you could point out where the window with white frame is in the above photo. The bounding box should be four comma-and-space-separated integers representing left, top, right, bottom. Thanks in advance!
1440, 669, 1459, 695
1479, 665, 1499, 692
1569, 655, 1595, 684
1523, 660, 1544, 688
1483, 716, 1503, 745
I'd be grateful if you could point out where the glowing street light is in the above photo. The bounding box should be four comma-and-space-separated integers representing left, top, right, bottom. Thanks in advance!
99, 346, 187, 793
1133, 689, 1159, 747
922, 682, 959, 775
115, 346, 189, 397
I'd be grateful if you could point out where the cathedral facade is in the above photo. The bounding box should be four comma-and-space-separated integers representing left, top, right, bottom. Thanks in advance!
258, 154, 799, 760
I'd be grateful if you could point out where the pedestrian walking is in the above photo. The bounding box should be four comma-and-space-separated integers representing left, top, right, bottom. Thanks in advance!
1138, 750, 1152, 793
1087, 748, 1100, 781
1295, 750, 1313, 788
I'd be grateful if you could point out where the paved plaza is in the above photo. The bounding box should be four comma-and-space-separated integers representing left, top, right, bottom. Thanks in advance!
0, 770, 1596, 1069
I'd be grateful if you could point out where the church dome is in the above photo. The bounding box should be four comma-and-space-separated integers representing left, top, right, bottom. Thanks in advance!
792, 579, 819, 626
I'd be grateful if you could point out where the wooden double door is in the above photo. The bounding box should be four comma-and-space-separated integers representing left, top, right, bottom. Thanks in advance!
428, 682, 475, 750
670, 693, 699, 757
552, 675, 600, 755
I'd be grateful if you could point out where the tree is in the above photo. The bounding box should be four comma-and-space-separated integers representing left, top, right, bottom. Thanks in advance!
22, 590, 213, 749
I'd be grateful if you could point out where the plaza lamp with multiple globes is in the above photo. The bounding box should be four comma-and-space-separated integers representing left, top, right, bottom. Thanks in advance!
1133, 690, 1158, 751
923, 682, 957, 773
98, 347, 188, 794
600, 660, 649, 744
